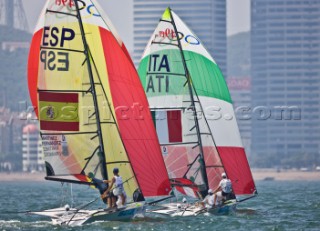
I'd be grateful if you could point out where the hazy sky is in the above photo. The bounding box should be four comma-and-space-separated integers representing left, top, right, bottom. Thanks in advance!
22, 0, 250, 51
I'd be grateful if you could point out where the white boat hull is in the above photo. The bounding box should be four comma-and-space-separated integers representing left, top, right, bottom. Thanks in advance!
30, 202, 145, 226
148, 200, 237, 217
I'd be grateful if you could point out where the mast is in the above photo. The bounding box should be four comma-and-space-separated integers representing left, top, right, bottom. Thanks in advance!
168, 8, 209, 192
74, 0, 108, 180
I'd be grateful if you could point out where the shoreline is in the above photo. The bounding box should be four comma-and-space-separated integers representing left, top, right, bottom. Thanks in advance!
251, 169, 320, 181
0, 169, 319, 182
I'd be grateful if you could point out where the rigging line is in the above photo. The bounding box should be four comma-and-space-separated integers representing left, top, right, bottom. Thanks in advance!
160, 19, 172, 23
84, 123, 103, 126
91, 159, 103, 179
105, 161, 130, 165
38, 89, 90, 93
147, 195, 175, 205
87, 50, 122, 132
60, 182, 67, 207
75, 0, 108, 181
160, 141, 198, 146
151, 41, 179, 47
87, 49, 144, 193
82, 146, 100, 166
0, 210, 33, 214
146, 72, 186, 77
183, 154, 201, 178
90, 134, 98, 140
169, 8, 209, 191
82, 82, 102, 86
45, 177, 93, 185
81, 56, 87, 66
237, 194, 257, 203
70, 183, 74, 208
46, 9, 77, 18
192, 143, 199, 149
188, 76, 234, 187
40, 46, 84, 53
66, 197, 100, 226
100, 121, 117, 124
151, 107, 186, 111
88, 111, 96, 119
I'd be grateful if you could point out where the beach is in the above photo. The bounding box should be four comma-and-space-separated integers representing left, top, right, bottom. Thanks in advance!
251, 168, 320, 181
0, 169, 319, 182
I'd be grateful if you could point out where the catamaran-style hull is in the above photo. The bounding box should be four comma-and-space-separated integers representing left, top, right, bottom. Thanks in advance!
147, 200, 237, 217
31, 202, 145, 226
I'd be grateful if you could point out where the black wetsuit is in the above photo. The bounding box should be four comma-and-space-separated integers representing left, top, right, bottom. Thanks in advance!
91, 178, 112, 204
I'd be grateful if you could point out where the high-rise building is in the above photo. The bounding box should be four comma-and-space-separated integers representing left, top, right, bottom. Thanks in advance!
22, 124, 44, 172
251, 0, 320, 163
0, 0, 29, 31
133, 0, 227, 75
227, 77, 252, 155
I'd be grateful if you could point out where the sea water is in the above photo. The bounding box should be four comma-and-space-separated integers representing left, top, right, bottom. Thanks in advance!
0, 180, 319, 231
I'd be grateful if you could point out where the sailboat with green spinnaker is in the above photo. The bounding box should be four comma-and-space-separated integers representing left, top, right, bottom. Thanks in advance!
138, 7, 257, 216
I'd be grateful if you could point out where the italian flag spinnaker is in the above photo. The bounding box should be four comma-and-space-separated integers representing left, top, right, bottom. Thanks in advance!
138, 8, 256, 199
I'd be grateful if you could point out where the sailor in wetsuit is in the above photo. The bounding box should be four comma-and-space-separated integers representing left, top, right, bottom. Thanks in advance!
89, 175, 109, 204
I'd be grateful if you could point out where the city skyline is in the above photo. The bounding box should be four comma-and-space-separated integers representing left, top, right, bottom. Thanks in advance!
22, 0, 250, 52
132, 0, 227, 75
251, 0, 320, 166
1, 0, 319, 171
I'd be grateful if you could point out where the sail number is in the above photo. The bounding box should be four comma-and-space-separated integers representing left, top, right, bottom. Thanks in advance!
147, 54, 170, 93
40, 26, 75, 71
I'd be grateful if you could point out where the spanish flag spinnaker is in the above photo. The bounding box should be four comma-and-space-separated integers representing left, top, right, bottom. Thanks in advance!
27, 0, 171, 201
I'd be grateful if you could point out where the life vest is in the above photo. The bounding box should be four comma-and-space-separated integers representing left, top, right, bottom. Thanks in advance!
220, 179, 232, 193
113, 175, 124, 196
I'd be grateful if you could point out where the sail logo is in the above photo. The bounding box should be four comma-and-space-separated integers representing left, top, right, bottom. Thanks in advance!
156, 28, 200, 46
55, 0, 75, 7
40, 26, 75, 71
146, 54, 170, 93
50, 1, 100, 18
157, 28, 181, 40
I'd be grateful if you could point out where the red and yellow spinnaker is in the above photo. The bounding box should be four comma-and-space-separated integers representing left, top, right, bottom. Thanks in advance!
28, 0, 171, 200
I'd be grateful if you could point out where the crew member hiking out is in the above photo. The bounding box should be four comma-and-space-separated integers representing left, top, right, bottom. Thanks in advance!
213, 172, 233, 205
